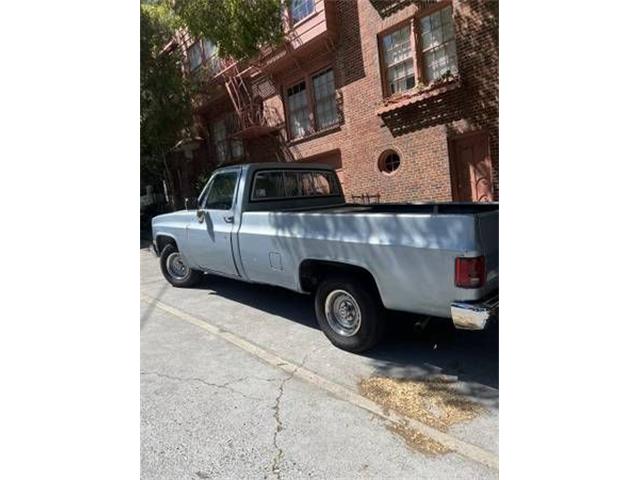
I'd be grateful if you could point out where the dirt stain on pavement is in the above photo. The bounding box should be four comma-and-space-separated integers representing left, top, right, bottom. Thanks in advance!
386, 422, 451, 455
358, 376, 485, 455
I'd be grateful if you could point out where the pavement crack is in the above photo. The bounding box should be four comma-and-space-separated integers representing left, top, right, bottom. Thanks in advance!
268, 346, 321, 479
269, 373, 289, 479
140, 371, 262, 401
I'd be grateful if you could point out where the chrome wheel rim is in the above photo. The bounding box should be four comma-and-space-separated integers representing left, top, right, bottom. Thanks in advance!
166, 252, 189, 280
324, 289, 362, 337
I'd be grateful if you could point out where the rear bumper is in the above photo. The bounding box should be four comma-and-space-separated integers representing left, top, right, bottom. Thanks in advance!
451, 293, 498, 330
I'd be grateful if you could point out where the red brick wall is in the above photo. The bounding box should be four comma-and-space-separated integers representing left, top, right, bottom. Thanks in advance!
186, 0, 498, 203
256, 0, 499, 202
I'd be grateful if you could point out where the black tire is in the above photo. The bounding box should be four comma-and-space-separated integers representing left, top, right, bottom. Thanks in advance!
314, 275, 386, 353
160, 243, 203, 288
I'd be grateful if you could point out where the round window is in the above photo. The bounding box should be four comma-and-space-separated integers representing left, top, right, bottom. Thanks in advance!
378, 150, 401, 175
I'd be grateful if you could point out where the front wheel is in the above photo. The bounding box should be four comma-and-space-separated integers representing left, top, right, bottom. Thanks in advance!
160, 244, 202, 288
314, 275, 386, 353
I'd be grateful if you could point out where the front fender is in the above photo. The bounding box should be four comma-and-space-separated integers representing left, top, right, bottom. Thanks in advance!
151, 210, 198, 268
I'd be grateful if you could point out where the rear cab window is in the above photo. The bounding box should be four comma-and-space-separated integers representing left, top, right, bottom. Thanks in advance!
251, 170, 341, 201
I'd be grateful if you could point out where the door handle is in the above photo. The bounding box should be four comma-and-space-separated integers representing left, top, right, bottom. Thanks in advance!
223, 215, 234, 224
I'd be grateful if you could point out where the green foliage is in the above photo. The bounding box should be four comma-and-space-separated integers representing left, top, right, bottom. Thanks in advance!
140, 1, 192, 183
175, 0, 286, 60
140, 0, 288, 195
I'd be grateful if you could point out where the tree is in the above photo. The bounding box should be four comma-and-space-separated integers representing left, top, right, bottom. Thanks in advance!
140, 0, 192, 204
174, 0, 286, 60
140, 0, 288, 208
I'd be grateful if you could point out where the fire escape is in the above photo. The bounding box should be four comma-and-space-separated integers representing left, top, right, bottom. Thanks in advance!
187, 52, 289, 164
190, 0, 337, 162
222, 63, 280, 139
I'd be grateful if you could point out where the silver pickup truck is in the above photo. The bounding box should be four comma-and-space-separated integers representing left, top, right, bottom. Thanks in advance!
152, 163, 498, 352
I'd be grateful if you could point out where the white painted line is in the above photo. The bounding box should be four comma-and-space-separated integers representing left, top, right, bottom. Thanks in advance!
141, 293, 499, 471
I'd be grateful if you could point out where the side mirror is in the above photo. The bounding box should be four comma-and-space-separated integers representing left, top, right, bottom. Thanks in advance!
196, 208, 206, 223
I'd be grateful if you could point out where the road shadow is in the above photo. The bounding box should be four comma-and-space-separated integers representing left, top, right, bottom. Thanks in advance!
368, 312, 498, 391
194, 274, 320, 331
193, 273, 498, 391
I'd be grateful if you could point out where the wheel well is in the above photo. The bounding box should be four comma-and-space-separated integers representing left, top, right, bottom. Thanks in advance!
299, 260, 380, 295
155, 235, 177, 254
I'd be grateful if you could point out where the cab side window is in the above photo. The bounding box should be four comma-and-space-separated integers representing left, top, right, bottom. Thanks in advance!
205, 171, 238, 210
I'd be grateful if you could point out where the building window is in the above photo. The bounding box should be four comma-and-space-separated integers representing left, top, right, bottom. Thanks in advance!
230, 136, 244, 159
378, 2, 459, 97
285, 68, 339, 140
202, 39, 216, 59
290, 0, 315, 25
210, 114, 244, 164
187, 42, 204, 71
312, 69, 338, 129
420, 4, 458, 81
202, 39, 222, 74
378, 150, 401, 175
187, 39, 220, 73
286, 81, 312, 139
381, 25, 415, 95
212, 120, 228, 162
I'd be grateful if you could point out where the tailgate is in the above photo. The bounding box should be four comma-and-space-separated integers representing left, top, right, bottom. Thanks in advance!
476, 210, 499, 291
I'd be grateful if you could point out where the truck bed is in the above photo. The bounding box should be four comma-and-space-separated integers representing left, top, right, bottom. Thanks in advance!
236, 203, 498, 318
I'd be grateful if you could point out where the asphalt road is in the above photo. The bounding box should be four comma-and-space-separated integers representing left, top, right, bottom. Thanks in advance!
140, 247, 499, 479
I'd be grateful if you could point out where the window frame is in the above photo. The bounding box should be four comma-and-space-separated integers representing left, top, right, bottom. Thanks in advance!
419, 3, 458, 83
283, 65, 339, 141
202, 39, 217, 60
187, 40, 205, 72
288, 0, 316, 27
311, 68, 339, 131
285, 79, 313, 140
197, 174, 215, 207
187, 38, 219, 73
378, 150, 402, 176
202, 169, 240, 211
378, 20, 417, 97
209, 113, 245, 165
377, 1, 458, 98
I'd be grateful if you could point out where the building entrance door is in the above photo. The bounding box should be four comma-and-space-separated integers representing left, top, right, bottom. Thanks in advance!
449, 133, 494, 202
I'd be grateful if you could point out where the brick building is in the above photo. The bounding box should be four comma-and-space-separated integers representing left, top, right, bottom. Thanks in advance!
166, 0, 498, 206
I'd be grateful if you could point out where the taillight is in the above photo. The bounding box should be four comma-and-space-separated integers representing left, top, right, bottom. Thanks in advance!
455, 256, 486, 288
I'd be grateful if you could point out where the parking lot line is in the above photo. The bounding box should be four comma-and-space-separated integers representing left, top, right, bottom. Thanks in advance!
141, 293, 499, 471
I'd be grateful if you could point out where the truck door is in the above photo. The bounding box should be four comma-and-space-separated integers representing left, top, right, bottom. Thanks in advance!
186, 169, 240, 276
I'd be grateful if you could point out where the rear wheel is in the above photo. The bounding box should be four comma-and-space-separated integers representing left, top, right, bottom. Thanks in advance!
160, 243, 202, 288
314, 275, 386, 353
